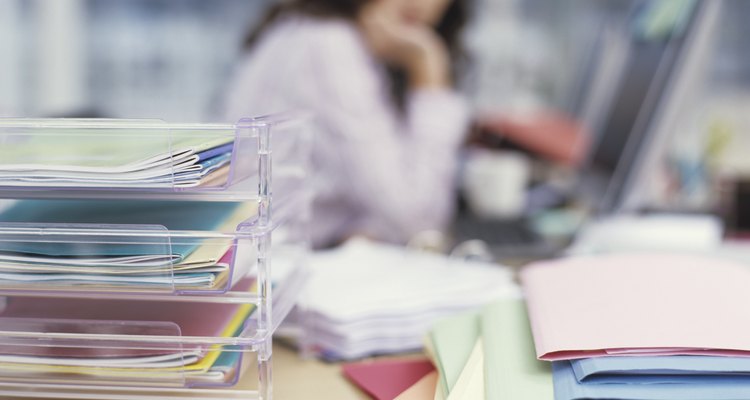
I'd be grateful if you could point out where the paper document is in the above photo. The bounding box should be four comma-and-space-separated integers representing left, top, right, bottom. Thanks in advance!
0, 130, 235, 188
304, 239, 520, 359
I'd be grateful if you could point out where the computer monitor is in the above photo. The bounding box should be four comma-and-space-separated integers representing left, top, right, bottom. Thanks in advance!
580, 0, 720, 214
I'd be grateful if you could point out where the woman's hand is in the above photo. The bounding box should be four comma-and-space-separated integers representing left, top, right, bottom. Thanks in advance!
358, 2, 450, 89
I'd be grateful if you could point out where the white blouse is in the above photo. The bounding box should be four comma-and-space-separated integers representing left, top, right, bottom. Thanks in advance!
223, 16, 469, 248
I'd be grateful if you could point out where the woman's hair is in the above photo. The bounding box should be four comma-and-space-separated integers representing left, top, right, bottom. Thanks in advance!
243, 0, 471, 111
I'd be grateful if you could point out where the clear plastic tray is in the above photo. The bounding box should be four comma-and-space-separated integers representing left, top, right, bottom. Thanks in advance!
0, 115, 311, 398
0, 312, 276, 399
0, 198, 308, 298
0, 242, 307, 399
0, 114, 311, 206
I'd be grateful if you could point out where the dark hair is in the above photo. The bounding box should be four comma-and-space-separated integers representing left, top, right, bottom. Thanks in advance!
243, 0, 471, 111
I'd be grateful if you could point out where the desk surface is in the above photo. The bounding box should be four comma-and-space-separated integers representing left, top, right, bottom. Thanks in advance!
273, 342, 368, 399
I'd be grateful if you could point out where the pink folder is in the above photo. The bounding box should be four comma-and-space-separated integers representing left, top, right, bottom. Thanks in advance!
520, 253, 750, 361
0, 278, 254, 358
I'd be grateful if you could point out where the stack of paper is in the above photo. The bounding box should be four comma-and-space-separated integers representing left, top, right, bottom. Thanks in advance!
301, 239, 520, 360
0, 132, 234, 189
0, 278, 257, 387
427, 299, 552, 400
0, 200, 255, 292
521, 253, 750, 400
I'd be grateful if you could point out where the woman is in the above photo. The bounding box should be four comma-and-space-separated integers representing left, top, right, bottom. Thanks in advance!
223, 0, 471, 248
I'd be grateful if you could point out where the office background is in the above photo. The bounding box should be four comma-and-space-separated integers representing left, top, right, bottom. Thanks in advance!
2, 0, 749, 121
2, 0, 750, 216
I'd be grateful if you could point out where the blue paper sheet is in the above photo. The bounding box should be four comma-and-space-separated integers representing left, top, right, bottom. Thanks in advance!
553, 361, 750, 400
196, 142, 234, 162
573, 356, 750, 382
0, 200, 240, 258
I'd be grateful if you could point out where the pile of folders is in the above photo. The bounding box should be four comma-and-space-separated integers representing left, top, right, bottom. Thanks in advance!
0, 200, 253, 292
521, 253, 750, 400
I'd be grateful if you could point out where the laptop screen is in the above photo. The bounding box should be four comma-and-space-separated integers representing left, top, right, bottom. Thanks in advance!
583, 0, 710, 213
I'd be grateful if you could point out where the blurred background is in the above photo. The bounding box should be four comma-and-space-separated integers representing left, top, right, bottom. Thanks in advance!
2, 0, 750, 254
2, 0, 749, 119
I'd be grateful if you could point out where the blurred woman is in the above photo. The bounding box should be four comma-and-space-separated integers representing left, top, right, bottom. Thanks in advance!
224, 0, 471, 248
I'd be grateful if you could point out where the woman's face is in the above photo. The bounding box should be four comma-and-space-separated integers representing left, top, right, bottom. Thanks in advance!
380, 0, 453, 26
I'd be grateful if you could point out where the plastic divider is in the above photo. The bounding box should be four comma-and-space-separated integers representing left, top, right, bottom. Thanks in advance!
0, 317, 187, 387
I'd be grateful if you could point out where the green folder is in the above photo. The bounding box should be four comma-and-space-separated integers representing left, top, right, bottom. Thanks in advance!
482, 299, 553, 400
430, 311, 480, 396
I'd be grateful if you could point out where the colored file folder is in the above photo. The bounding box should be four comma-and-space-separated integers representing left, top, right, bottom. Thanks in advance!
520, 253, 750, 361
427, 298, 552, 400
0, 279, 256, 386
553, 360, 750, 400
572, 355, 750, 382
482, 299, 552, 400
0, 200, 241, 257
0, 200, 255, 291
341, 358, 435, 400
430, 312, 479, 395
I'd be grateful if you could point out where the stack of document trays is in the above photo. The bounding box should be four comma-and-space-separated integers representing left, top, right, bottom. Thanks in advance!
300, 239, 520, 360
521, 253, 750, 400
0, 115, 311, 400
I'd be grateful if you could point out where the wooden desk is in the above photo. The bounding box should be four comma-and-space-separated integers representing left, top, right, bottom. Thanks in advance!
273, 343, 367, 399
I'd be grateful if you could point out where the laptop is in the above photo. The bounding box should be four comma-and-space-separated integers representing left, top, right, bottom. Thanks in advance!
453, 0, 721, 259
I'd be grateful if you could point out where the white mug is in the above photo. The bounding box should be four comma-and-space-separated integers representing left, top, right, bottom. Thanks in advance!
462, 149, 530, 219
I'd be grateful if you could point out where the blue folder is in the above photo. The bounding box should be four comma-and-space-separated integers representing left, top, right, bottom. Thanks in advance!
196, 142, 234, 162
553, 361, 750, 400
572, 356, 750, 383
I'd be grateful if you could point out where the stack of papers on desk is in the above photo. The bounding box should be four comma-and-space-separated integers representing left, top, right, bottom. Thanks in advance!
0, 200, 254, 292
0, 134, 234, 189
302, 239, 520, 360
520, 253, 750, 399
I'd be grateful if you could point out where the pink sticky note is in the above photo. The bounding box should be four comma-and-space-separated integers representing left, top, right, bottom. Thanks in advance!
520, 253, 750, 361
342, 358, 435, 400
